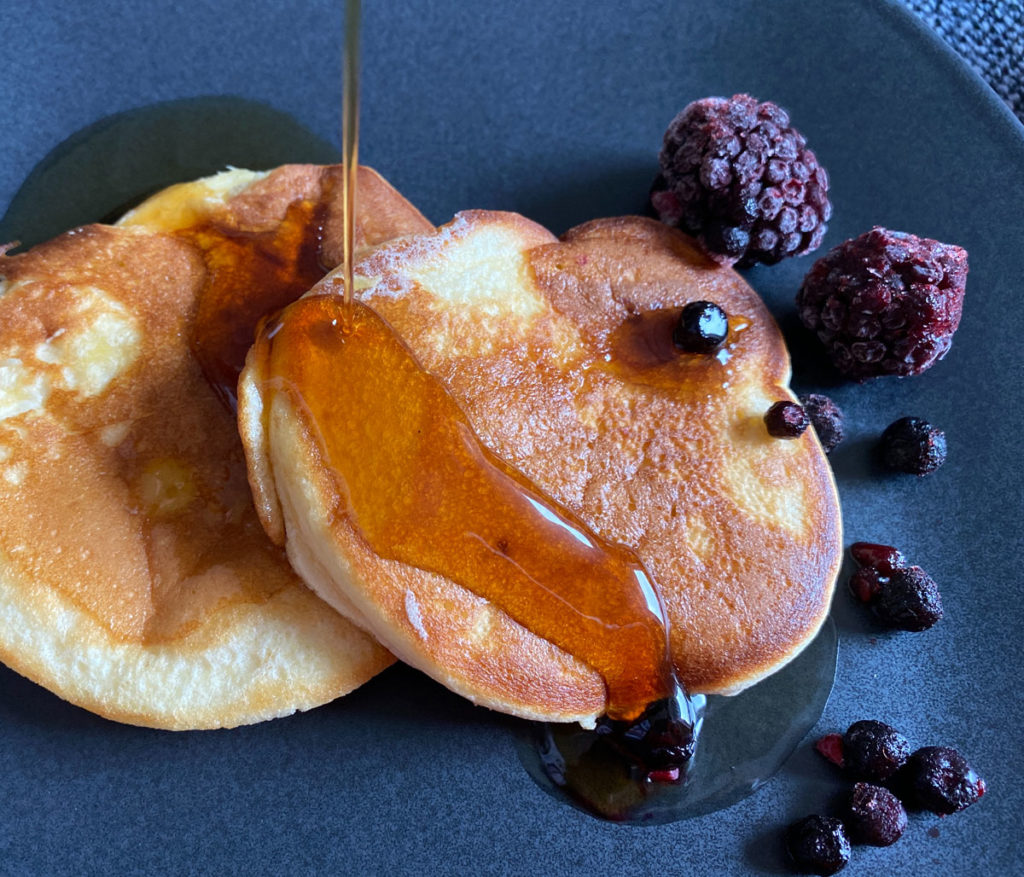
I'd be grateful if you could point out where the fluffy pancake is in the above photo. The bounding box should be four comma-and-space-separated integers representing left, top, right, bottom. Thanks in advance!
239, 211, 843, 726
0, 164, 431, 729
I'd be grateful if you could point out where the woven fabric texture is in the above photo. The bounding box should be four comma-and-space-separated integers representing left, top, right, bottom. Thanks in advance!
903, 0, 1024, 121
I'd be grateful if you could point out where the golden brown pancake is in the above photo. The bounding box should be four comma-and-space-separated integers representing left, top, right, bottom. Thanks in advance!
240, 210, 842, 726
0, 164, 431, 729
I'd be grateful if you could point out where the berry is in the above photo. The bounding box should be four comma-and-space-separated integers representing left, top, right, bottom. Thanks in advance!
673, 301, 728, 353
655, 94, 831, 266
814, 733, 845, 768
848, 567, 883, 604
785, 816, 851, 875
765, 401, 810, 438
799, 394, 845, 453
796, 227, 967, 379
594, 693, 697, 774
903, 746, 986, 814
880, 417, 947, 475
842, 720, 911, 782
870, 566, 943, 631
849, 542, 906, 576
847, 782, 907, 846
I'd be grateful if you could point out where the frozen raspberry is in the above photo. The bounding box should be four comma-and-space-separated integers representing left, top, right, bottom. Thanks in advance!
796, 227, 967, 379
799, 394, 845, 453
870, 566, 943, 631
902, 746, 986, 814
785, 816, 851, 875
842, 720, 911, 782
764, 401, 810, 438
847, 782, 908, 846
654, 94, 831, 266
880, 417, 947, 475
672, 301, 729, 353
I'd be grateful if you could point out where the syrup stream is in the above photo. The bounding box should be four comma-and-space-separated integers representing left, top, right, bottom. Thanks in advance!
341, 0, 361, 331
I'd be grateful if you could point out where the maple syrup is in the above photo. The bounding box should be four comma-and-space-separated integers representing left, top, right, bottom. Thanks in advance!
255, 294, 687, 724
340, 0, 361, 328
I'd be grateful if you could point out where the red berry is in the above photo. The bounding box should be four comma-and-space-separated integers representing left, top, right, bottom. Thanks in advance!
815, 733, 845, 768
849, 567, 883, 603
850, 542, 907, 575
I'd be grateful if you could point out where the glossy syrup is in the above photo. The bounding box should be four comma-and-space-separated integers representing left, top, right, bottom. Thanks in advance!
254, 295, 690, 724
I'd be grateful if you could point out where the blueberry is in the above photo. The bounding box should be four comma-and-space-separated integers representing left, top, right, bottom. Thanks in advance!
785, 815, 851, 875
847, 782, 907, 846
880, 416, 947, 475
672, 301, 728, 354
842, 720, 911, 782
764, 401, 810, 438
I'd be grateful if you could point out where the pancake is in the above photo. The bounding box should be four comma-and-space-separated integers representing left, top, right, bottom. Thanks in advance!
0, 163, 431, 729
239, 210, 843, 726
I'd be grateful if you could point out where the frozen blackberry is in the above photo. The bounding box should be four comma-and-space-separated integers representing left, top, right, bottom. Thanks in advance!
797, 227, 967, 379
881, 417, 947, 475
903, 746, 986, 814
798, 393, 845, 452
847, 782, 908, 846
842, 720, 911, 783
765, 401, 810, 438
673, 301, 729, 353
654, 94, 831, 266
871, 566, 943, 631
785, 816, 851, 875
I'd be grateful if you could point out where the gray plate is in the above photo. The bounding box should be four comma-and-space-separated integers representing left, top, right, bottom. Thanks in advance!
1, 1, 1021, 873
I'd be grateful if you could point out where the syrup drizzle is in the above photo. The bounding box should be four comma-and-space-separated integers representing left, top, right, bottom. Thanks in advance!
257, 295, 686, 723
340, 0, 361, 330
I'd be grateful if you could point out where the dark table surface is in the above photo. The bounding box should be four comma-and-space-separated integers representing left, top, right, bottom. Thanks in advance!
1, 2, 1022, 875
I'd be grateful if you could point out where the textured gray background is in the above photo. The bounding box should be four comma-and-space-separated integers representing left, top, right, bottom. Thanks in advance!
0, 1, 1022, 875
904, 0, 1023, 119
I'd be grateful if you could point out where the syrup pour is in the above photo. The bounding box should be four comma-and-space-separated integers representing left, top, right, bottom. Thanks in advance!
340, 0, 361, 329
256, 295, 692, 725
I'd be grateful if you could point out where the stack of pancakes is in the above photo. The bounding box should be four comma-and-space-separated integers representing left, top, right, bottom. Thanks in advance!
0, 166, 840, 730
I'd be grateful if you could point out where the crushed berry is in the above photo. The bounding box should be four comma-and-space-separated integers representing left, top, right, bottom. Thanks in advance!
594, 694, 697, 774
655, 94, 831, 266
847, 782, 908, 846
799, 393, 845, 453
850, 542, 907, 576
842, 720, 911, 783
785, 816, 851, 875
796, 227, 967, 379
902, 746, 986, 814
870, 566, 943, 631
814, 733, 845, 768
848, 567, 884, 604
765, 401, 810, 438
880, 417, 947, 475
672, 301, 729, 353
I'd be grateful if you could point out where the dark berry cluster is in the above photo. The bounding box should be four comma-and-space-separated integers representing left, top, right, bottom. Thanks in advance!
796, 227, 967, 379
848, 542, 943, 631
791, 719, 986, 872
653, 94, 831, 266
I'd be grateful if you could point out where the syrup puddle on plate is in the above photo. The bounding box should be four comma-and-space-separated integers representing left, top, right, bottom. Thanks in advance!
0, 97, 839, 825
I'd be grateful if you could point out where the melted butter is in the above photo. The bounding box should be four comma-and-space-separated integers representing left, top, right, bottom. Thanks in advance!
257, 294, 673, 721
182, 198, 328, 410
